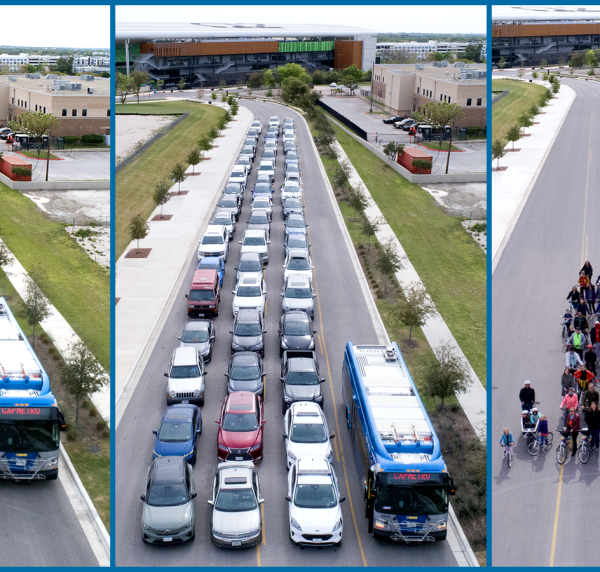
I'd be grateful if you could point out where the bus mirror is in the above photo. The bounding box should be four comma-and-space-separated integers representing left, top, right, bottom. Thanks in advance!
449, 476, 456, 495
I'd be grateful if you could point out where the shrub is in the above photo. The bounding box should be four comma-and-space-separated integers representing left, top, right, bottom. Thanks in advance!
412, 158, 432, 172
81, 400, 90, 409
96, 420, 106, 431
63, 136, 80, 146
102, 429, 110, 439
48, 346, 55, 354
11, 166, 32, 178
81, 134, 104, 145
89, 408, 97, 417
67, 430, 78, 441
52, 353, 60, 361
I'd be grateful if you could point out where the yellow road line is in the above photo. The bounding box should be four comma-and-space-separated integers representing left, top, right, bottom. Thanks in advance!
256, 542, 261, 566
549, 463, 564, 566
264, 299, 267, 317
308, 227, 367, 566
581, 108, 593, 266
317, 332, 324, 355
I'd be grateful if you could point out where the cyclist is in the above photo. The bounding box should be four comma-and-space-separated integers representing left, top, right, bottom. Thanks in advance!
560, 387, 579, 419
499, 427, 515, 454
584, 344, 597, 375
584, 285, 597, 317
584, 401, 600, 451
538, 415, 550, 446
582, 382, 599, 411
519, 380, 535, 411
579, 271, 591, 295
581, 261, 594, 280
568, 326, 588, 358
562, 309, 574, 340
563, 407, 581, 456
574, 363, 596, 395
561, 367, 578, 396
567, 286, 581, 310
590, 321, 600, 355
566, 345, 583, 373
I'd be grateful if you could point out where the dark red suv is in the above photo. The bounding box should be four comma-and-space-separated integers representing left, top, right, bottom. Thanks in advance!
216, 391, 265, 462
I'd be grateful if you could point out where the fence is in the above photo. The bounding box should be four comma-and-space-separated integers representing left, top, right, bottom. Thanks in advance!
492, 88, 510, 105
68, 215, 111, 227
316, 99, 368, 141
115, 110, 190, 174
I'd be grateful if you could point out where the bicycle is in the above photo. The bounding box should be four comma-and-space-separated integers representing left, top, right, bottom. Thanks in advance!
578, 428, 591, 464
556, 431, 574, 464
527, 431, 554, 456
502, 443, 514, 468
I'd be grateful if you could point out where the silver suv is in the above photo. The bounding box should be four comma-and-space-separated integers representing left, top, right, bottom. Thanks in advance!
281, 274, 316, 320
165, 347, 207, 406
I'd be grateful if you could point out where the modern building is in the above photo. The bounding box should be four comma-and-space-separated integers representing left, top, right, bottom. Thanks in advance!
115, 22, 377, 87
0, 53, 111, 72
371, 62, 486, 127
0, 75, 111, 137
377, 40, 486, 61
492, 6, 600, 67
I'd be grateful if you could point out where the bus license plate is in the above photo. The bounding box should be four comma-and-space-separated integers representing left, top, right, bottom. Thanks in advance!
163, 537, 173, 542
232, 541, 241, 546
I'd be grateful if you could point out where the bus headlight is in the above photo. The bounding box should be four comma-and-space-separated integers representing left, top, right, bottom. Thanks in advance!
374, 520, 387, 530
437, 521, 447, 530
46, 457, 58, 467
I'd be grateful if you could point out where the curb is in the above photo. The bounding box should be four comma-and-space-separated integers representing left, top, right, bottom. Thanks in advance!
449, 503, 480, 566
15, 151, 63, 161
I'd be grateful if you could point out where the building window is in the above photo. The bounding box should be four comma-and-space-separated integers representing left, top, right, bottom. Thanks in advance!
24, 102, 26, 108
62, 109, 67, 116
11, 97, 14, 104
72, 109, 77, 117
82, 109, 87, 117
440, 94, 443, 101
43, 107, 46, 113
416, 87, 419, 94
477, 98, 482, 106
448, 97, 451, 103
466, 98, 472, 106
107, 109, 110, 117
35, 104, 38, 111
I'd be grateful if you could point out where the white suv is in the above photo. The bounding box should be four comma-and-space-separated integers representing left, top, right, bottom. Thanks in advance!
239, 229, 270, 265
232, 274, 267, 316
284, 402, 334, 469
257, 160, 275, 184
287, 457, 344, 546
198, 225, 229, 261
165, 347, 207, 406
228, 165, 248, 188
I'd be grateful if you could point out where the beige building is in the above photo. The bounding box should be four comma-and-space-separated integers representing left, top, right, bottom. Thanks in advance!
0, 75, 110, 137
372, 63, 486, 127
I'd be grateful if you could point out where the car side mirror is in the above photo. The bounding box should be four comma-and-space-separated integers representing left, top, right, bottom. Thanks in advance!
340, 497, 347, 503
283, 433, 287, 439
280, 376, 285, 382
185, 294, 188, 299
285, 496, 291, 502
232, 291, 235, 295
234, 267, 238, 271
258, 498, 265, 504
224, 373, 230, 377
203, 372, 207, 376
177, 336, 182, 341
280, 293, 284, 297
320, 378, 326, 383
313, 294, 317, 298
239, 241, 242, 244
215, 420, 221, 424
164, 373, 168, 377
210, 335, 215, 340
191, 492, 197, 499
207, 499, 214, 505
267, 241, 271, 244
330, 433, 336, 439
140, 494, 146, 501
313, 331, 317, 334
263, 330, 267, 334
152, 430, 157, 435
196, 429, 201, 434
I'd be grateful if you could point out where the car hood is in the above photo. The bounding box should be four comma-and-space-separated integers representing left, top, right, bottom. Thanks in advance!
283, 298, 312, 311
285, 384, 321, 401
229, 377, 263, 393
241, 245, 267, 254
154, 438, 193, 458
232, 334, 263, 349
200, 244, 226, 253
180, 340, 211, 355
212, 507, 260, 535
281, 334, 314, 351
290, 505, 341, 533
233, 295, 264, 309
143, 502, 192, 530
168, 377, 204, 392
288, 440, 331, 462
247, 223, 270, 235
284, 269, 312, 281
220, 428, 260, 449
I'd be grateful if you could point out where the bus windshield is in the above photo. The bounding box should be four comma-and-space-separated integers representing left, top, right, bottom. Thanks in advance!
0, 420, 59, 453
375, 483, 448, 516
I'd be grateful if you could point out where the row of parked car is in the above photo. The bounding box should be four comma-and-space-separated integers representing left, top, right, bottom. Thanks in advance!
141, 113, 343, 548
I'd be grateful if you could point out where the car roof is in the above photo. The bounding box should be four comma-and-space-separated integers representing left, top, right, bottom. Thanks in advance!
184, 320, 211, 332
231, 351, 259, 366
200, 256, 223, 265
152, 456, 186, 483
226, 390, 256, 413
296, 457, 331, 475
250, 209, 269, 218
239, 274, 261, 286
290, 401, 324, 423
205, 225, 226, 235
244, 229, 266, 238
286, 273, 311, 287
213, 211, 232, 221
237, 307, 260, 321
285, 311, 310, 323
162, 404, 195, 423
287, 213, 305, 221
218, 462, 254, 488
288, 249, 309, 259
239, 251, 262, 262
173, 346, 198, 366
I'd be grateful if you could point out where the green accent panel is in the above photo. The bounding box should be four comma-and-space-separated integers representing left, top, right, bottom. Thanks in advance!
114, 43, 140, 63
279, 41, 335, 53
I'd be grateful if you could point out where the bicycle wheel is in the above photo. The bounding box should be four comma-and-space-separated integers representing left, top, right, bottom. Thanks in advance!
546, 432, 554, 446
579, 443, 590, 464
528, 438, 541, 456
507, 451, 512, 468
556, 444, 567, 465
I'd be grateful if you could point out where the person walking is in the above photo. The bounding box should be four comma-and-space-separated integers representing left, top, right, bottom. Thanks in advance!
581, 261, 594, 280
519, 380, 535, 411
584, 344, 597, 375
584, 402, 600, 450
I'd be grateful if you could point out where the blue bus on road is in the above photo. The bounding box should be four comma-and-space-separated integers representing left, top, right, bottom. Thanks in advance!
342, 342, 455, 542
0, 298, 65, 480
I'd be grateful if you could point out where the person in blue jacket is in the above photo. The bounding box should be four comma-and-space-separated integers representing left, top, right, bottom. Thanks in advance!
499, 427, 515, 447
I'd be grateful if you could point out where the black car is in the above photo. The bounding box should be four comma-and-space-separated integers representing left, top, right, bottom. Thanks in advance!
230, 308, 266, 356
382, 115, 406, 124
280, 350, 325, 414
178, 320, 215, 362
279, 312, 316, 355
226, 351, 265, 396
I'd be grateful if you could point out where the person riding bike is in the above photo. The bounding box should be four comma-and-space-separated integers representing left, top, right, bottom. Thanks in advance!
560, 388, 579, 420
582, 382, 599, 411
574, 363, 596, 394
519, 380, 535, 411
561, 367, 578, 396
579, 271, 591, 295
566, 345, 583, 373
568, 326, 588, 358
563, 408, 581, 456
499, 427, 515, 448
538, 415, 550, 446
584, 344, 597, 375
584, 402, 600, 451
567, 286, 581, 310
581, 261, 594, 280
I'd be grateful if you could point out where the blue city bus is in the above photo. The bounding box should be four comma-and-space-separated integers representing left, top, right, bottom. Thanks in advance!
342, 342, 455, 542
0, 298, 65, 480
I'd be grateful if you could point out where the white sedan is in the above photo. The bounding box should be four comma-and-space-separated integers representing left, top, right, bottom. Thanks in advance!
284, 402, 333, 469
232, 274, 266, 316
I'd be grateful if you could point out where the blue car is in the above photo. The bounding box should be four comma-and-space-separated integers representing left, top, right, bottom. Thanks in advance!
251, 182, 274, 198
152, 404, 202, 465
198, 256, 225, 287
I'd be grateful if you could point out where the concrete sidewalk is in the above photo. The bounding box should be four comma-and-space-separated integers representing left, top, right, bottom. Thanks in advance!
333, 140, 486, 441
492, 77, 576, 267
115, 103, 253, 426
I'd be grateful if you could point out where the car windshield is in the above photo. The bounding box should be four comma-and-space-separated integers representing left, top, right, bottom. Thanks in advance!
147, 482, 189, 507
250, 214, 269, 224
213, 217, 230, 226
239, 260, 262, 272
201, 263, 220, 272
215, 488, 257, 512
287, 166, 299, 174
222, 412, 258, 432
285, 287, 312, 299
285, 200, 302, 208
290, 423, 327, 443
259, 165, 272, 172
236, 286, 261, 297
224, 184, 240, 193
158, 421, 193, 442
202, 236, 223, 245
287, 237, 308, 249
287, 371, 319, 385
182, 328, 209, 343
254, 201, 270, 209
294, 483, 337, 509
284, 319, 311, 335
287, 219, 305, 228
263, 150, 275, 157
0, 420, 59, 453
287, 258, 310, 270
244, 140, 254, 146
231, 365, 261, 380
224, 187, 240, 193
219, 199, 237, 208
189, 289, 214, 302
254, 185, 271, 194
243, 237, 265, 246
234, 322, 261, 336
265, 141, 276, 148
374, 484, 448, 516
170, 365, 200, 379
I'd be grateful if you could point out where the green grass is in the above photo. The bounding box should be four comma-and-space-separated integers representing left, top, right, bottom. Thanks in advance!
419, 141, 462, 152
0, 183, 109, 370
115, 100, 227, 258
492, 78, 548, 141
332, 125, 486, 385
17, 150, 60, 160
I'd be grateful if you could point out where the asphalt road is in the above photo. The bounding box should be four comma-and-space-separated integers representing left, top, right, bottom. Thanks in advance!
1, 479, 99, 566
492, 73, 600, 566
115, 99, 458, 566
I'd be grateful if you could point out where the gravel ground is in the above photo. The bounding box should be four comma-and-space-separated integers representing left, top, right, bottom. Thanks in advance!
22, 190, 109, 224
116, 114, 175, 163
421, 183, 487, 219
65, 226, 110, 269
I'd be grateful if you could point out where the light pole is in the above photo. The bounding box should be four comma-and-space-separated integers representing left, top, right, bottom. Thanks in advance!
370, 61, 374, 113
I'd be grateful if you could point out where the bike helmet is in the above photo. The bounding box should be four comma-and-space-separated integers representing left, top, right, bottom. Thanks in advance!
524, 380, 531, 385
531, 407, 538, 413
522, 409, 529, 415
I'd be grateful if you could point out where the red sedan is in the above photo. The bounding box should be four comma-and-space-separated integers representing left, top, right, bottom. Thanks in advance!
216, 391, 265, 462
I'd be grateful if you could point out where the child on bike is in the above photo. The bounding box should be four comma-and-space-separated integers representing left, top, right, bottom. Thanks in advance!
538, 415, 549, 446
499, 427, 515, 447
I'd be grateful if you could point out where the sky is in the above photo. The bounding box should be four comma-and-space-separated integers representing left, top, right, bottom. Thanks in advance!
0, 6, 109, 49
116, 6, 486, 34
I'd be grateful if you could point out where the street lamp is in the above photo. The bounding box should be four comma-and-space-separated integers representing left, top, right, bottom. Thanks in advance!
370, 61, 374, 113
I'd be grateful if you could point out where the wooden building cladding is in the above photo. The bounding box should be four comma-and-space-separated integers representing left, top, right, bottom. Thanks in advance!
333, 41, 363, 70
493, 23, 600, 38
140, 41, 280, 57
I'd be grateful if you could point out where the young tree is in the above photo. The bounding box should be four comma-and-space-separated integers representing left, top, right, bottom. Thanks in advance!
248, 71, 264, 89
348, 183, 369, 222
229, 100, 239, 117
227, 95, 235, 106
506, 124, 521, 151
61, 341, 106, 423
220, 92, 227, 103
531, 71, 539, 79
198, 135, 212, 159
429, 51, 445, 62
208, 127, 219, 142
516, 68, 525, 79
539, 59, 548, 69
130, 70, 150, 104
187, 147, 201, 174
178, 77, 186, 91
422, 341, 472, 412
492, 139, 507, 169
153, 178, 171, 216
411, 101, 465, 136
170, 162, 186, 193
8, 111, 61, 158
585, 49, 597, 68
265, 88, 273, 98
341, 64, 364, 95
116, 73, 133, 104
277, 63, 309, 85
588, 67, 596, 77
211, 91, 217, 101
361, 216, 382, 249
23, 266, 52, 347
498, 58, 506, 70
529, 104, 540, 117
375, 238, 404, 292
571, 52, 585, 69
128, 212, 150, 254
396, 282, 436, 344
217, 113, 228, 134
281, 77, 309, 104
383, 141, 405, 161
263, 69, 275, 88
518, 112, 534, 135
0, 241, 14, 268
551, 77, 561, 94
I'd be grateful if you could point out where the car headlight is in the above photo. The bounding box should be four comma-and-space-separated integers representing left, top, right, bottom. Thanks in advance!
201, 348, 210, 356
374, 520, 387, 530
308, 339, 315, 349
152, 450, 161, 458
291, 517, 302, 531
315, 395, 323, 403
332, 518, 343, 532
437, 521, 448, 530
327, 451, 333, 462
281, 340, 288, 349
143, 523, 154, 531
218, 443, 230, 453
288, 451, 297, 461
193, 389, 201, 397
250, 443, 261, 452
250, 343, 263, 350
183, 450, 194, 459
284, 395, 293, 402
232, 343, 243, 350
182, 520, 193, 530
169, 390, 177, 398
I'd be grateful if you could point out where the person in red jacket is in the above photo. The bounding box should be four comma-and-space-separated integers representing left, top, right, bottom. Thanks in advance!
560, 387, 579, 415
563, 407, 581, 456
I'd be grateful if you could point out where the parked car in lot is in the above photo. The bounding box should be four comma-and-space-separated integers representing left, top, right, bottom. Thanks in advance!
401, 119, 417, 131
209, 462, 264, 548
0, 128, 13, 140
228, 166, 248, 189
178, 319, 215, 362
257, 161, 275, 184
286, 457, 344, 546
216, 196, 241, 221
284, 213, 309, 237
226, 351, 265, 396
216, 391, 265, 463
198, 256, 225, 288
280, 350, 325, 412
198, 225, 229, 261
239, 229, 270, 265
251, 196, 273, 220
247, 209, 271, 238
383, 115, 406, 124
282, 197, 304, 219
230, 307, 266, 355
232, 273, 267, 316
141, 457, 196, 544
165, 346, 207, 406
236, 155, 252, 174
234, 252, 263, 284
211, 211, 236, 240
186, 269, 221, 317
283, 249, 313, 281
281, 180, 302, 201
284, 233, 311, 257
283, 402, 333, 468
281, 273, 316, 319
279, 311, 316, 355
152, 404, 202, 465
